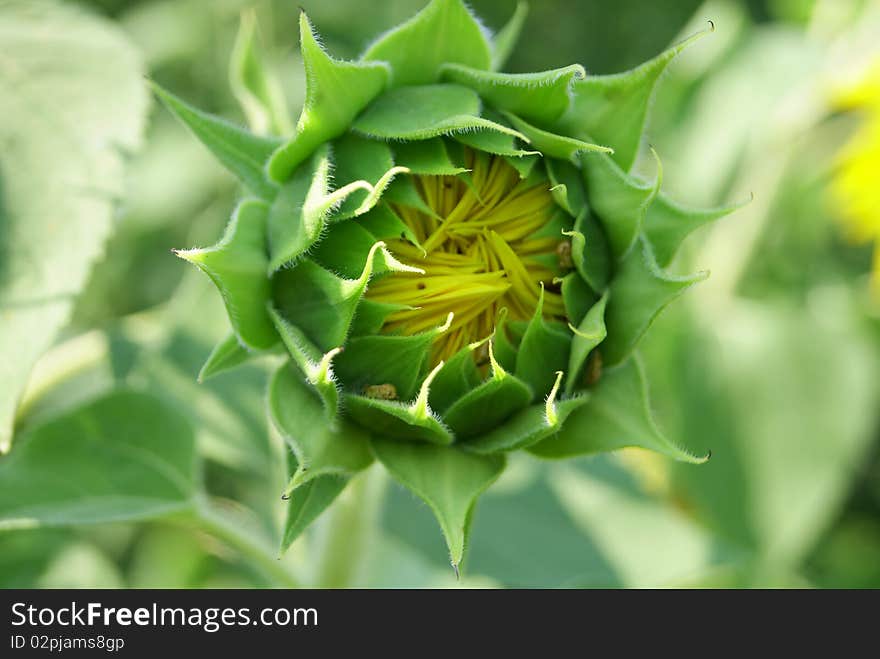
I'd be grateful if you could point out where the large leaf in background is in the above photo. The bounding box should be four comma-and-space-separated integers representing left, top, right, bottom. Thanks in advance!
645, 295, 879, 572
0, 0, 148, 452
0, 390, 197, 528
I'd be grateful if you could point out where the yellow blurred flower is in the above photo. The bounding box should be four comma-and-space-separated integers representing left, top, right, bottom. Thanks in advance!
831, 61, 880, 292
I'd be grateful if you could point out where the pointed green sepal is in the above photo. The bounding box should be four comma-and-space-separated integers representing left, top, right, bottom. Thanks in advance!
198, 332, 268, 383
352, 84, 528, 142
603, 238, 708, 365
152, 83, 279, 199
515, 285, 572, 397
443, 341, 533, 439
441, 63, 585, 125
328, 134, 409, 221
268, 306, 341, 419
503, 112, 612, 162
562, 207, 611, 293
269, 362, 373, 494
175, 199, 276, 350
554, 23, 714, 171
580, 151, 660, 260
344, 361, 452, 445
267, 145, 330, 272
559, 272, 598, 326
272, 243, 421, 352
566, 292, 608, 395
529, 356, 708, 463
280, 452, 348, 553
466, 372, 589, 453
335, 313, 452, 402
391, 138, 469, 176
427, 343, 484, 414
491, 1, 528, 71
369, 439, 505, 570
230, 9, 293, 136
267, 12, 389, 182
645, 193, 748, 267
362, 0, 491, 87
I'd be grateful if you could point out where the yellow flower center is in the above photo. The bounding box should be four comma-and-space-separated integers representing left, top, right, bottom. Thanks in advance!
367, 149, 565, 365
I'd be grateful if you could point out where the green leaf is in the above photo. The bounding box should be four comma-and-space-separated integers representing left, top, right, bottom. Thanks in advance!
370, 439, 505, 568
559, 272, 598, 327
267, 12, 389, 182
269, 362, 372, 493
176, 199, 277, 350
454, 130, 537, 158
0, 0, 147, 452
197, 333, 261, 383
466, 373, 589, 454
229, 8, 293, 135
362, 0, 491, 87
152, 84, 279, 199
529, 356, 706, 463
0, 391, 197, 528
491, 1, 529, 71
603, 239, 707, 366
352, 84, 527, 142
644, 193, 746, 268
566, 292, 608, 395
554, 25, 713, 171
515, 287, 572, 397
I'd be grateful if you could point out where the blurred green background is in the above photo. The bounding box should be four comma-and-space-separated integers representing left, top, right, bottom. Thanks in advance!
2, 0, 879, 588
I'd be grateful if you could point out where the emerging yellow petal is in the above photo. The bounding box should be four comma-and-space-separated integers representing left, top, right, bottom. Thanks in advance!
367, 150, 565, 364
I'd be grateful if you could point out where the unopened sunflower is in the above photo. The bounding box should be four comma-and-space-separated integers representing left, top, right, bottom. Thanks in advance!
156, 0, 738, 570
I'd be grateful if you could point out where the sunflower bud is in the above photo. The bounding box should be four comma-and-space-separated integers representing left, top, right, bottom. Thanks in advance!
157, 0, 740, 571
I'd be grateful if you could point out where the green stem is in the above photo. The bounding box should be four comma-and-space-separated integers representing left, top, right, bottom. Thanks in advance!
312, 465, 387, 588
184, 497, 301, 589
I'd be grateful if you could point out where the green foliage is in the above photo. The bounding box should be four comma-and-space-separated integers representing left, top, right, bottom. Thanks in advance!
0, 0, 147, 452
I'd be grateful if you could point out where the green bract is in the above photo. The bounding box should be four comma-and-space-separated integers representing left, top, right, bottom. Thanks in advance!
158, 0, 739, 571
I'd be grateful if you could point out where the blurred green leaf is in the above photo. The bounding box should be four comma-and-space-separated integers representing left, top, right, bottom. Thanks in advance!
0, 390, 197, 528
0, 0, 147, 452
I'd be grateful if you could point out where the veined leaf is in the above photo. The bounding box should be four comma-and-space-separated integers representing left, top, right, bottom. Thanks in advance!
515, 287, 572, 397
362, 0, 491, 87
504, 112, 612, 162
0, 391, 197, 528
0, 0, 147, 452
281, 447, 348, 553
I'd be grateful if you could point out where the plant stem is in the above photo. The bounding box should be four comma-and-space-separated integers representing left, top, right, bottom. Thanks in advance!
312, 465, 387, 588
186, 497, 301, 589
